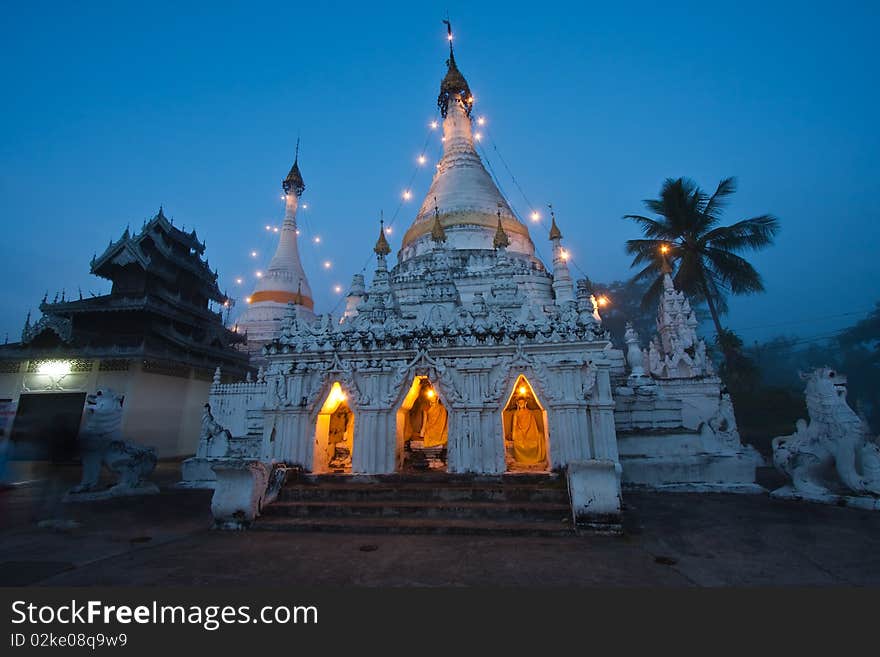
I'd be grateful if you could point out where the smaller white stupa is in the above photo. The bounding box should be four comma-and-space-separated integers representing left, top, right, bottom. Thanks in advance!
235, 143, 315, 358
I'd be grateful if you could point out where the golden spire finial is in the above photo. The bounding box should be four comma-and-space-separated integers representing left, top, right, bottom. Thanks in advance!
374, 211, 391, 256
548, 203, 562, 241
430, 197, 447, 243
493, 204, 510, 250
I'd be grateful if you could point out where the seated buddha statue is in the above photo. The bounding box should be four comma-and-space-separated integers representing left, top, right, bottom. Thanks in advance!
419, 395, 448, 447
510, 397, 546, 465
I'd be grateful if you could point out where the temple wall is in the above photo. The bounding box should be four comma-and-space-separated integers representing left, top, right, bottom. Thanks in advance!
352, 409, 396, 474
224, 342, 620, 476
653, 378, 723, 430
208, 380, 266, 438
0, 358, 213, 459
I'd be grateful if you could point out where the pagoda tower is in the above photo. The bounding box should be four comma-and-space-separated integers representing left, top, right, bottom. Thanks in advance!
393, 24, 553, 309
236, 146, 315, 359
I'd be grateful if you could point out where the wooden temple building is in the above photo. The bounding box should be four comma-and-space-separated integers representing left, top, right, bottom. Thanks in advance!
0, 208, 249, 459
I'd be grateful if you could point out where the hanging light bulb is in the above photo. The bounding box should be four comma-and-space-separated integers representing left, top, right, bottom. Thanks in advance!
245, 296, 252, 304
265, 225, 271, 231
418, 154, 427, 165
323, 260, 331, 269
250, 251, 258, 257
474, 132, 483, 141
385, 226, 392, 235
273, 227, 279, 233
302, 203, 308, 210
402, 190, 412, 200
333, 284, 342, 294
255, 270, 263, 278
314, 236, 321, 244
235, 277, 243, 285
530, 211, 540, 222
477, 116, 486, 126
430, 120, 439, 129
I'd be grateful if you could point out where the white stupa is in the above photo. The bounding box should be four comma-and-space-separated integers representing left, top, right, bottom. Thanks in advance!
235, 145, 315, 358
190, 24, 761, 530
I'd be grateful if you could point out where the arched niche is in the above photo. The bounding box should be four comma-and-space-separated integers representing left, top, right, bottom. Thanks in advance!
396, 375, 448, 471
502, 375, 549, 472
314, 381, 355, 473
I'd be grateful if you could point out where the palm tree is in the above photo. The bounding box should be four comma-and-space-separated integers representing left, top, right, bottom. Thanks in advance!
623, 177, 779, 343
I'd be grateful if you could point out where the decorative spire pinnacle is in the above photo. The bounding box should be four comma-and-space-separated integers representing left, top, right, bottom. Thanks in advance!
493, 205, 510, 250
156, 205, 166, 221
374, 214, 391, 256
548, 204, 563, 241
443, 17, 453, 55
282, 137, 305, 197
431, 200, 447, 243
438, 18, 473, 118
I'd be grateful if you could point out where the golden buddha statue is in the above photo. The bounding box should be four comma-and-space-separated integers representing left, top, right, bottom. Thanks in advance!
419, 392, 448, 447
328, 406, 352, 446
510, 397, 545, 465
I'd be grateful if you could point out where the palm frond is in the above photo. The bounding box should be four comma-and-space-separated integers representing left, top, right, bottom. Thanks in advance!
703, 215, 779, 251
702, 177, 737, 221
639, 273, 666, 311
622, 215, 672, 239
704, 248, 765, 294
624, 238, 669, 266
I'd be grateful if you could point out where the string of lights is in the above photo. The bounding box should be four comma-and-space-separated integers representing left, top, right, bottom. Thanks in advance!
232, 53, 603, 317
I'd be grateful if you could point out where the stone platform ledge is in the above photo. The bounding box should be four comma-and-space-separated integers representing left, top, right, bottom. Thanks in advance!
63, 482, 160, 503
295, 472, 563, 484
172, 480, 215, 490
771, 486, 880, 511
623, 482, 766, 494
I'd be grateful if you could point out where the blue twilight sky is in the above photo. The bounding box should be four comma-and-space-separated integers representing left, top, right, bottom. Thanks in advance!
1, 1, 878, 345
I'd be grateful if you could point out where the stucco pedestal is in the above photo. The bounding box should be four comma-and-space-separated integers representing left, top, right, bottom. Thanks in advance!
210, 460, 270, 530
566, 460, 622, 533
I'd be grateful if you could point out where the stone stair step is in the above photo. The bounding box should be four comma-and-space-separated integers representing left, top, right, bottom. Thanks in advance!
262, 499, 571, 520
252, 515, 574, 537
278, 485, 568, 504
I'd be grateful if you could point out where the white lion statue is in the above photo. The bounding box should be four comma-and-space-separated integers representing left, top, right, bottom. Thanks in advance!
67, 388, 158, 498
772, 368, 880, 499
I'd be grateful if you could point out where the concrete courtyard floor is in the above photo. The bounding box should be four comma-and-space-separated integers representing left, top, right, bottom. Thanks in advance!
1, 462, 879, 587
